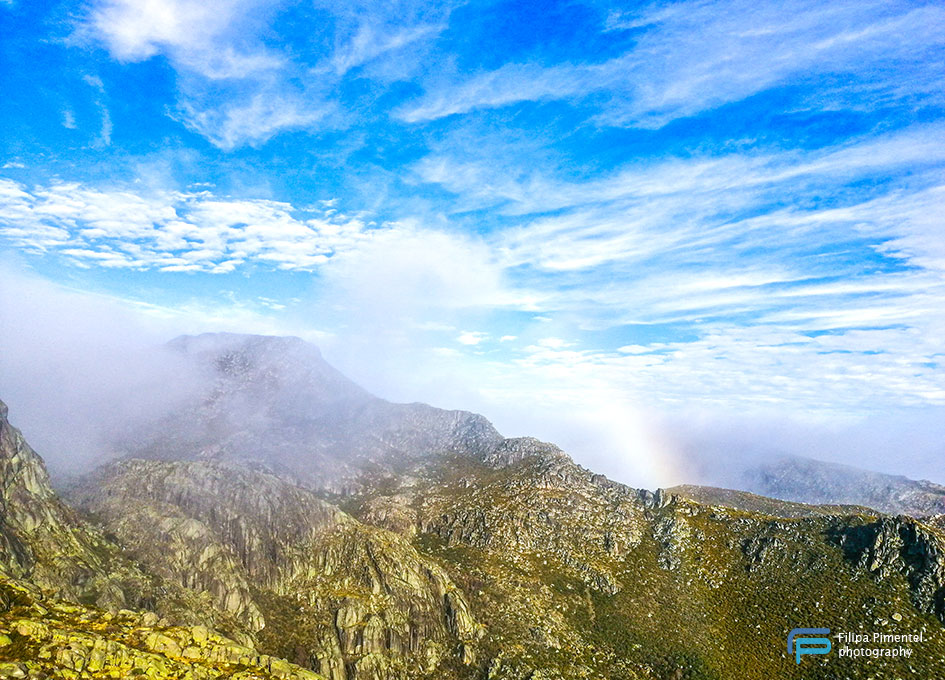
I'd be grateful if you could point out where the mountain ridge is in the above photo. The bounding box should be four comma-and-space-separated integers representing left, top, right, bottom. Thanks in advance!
696, 452, 945, 518
2, 334, 945, 679
115, 333, 510, 495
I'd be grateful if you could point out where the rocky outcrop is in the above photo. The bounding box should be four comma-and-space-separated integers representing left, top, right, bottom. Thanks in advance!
410, 453, 649, 602
832, 516, 945, 622
0, 399, 155, 611
69, 459, 481, 679
0, 576, 323, 680
115, 334, 504, 496
478, 437, 568, 468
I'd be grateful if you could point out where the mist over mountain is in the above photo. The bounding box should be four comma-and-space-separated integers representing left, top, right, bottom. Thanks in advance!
2, 336, 945, 678
109, 333, 509, 495
3, 318, 942, 518
4, 265, 945, 496
0, 267, 211, 480
89, 333, 945, 519
670, 412, 945, 495
694, 453, 945, 518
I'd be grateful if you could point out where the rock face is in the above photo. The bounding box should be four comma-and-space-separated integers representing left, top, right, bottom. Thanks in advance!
69, 459, 480, 680
0, 398, 153, 610
0, 576, 323, 680
832, 516, 945, 622
2, 334, 945, 679
117, 334, 504, 495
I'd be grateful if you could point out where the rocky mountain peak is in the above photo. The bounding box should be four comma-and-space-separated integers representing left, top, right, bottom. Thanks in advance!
168, 332, 370, 403
113, 334, 538, 493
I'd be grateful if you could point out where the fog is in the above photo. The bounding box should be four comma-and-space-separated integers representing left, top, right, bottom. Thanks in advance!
0, 265, 208, 480
2, 262, 943, 491
659, 408, 945, 487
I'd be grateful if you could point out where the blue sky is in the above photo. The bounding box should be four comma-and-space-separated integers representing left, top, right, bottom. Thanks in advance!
1, 0, 945, 485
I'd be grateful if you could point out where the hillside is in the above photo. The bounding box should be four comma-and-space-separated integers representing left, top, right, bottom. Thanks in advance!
667, 484, 874, 518
1, 334, 945, 679
68, 438, 945, 679
69, 459, 480, 680
0, 397, 323, 679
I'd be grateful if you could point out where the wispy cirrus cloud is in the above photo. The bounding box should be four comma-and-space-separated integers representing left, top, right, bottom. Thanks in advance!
397, 120, 945, 425
81, 74, 113, 146
416, 122, 945, 219
78, 0, 325, 148
504, 179, 945, 331
400, 0, 945, 125
327, 22, 444, 77
78, 0, 453, 148
416, 125, 945, 290
174, 92, 332, 151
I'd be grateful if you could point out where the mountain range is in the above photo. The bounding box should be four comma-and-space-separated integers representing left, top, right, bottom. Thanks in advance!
1, 333, 944, 679
705, 453, 945, 518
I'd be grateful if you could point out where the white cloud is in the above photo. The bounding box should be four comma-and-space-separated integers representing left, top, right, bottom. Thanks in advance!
505, 323, 945, 418
457, 330, 487, 345
328, 22, 443, 76
98, 108, 113, 146
420, 123, 945, 220
400, 0, 945, 126
87, 0, 270, 67
80, 0, 452, 149
81, 72, 114, 146
0, 178, 392, 272
411, 126, 945, 334
617, 344, 653, 355
599, 0, 945, 128
534, 337, 570, 349
316, 223, 519, 320
399, 60, 601, 123
82, 0, 321, 149
175, 92, 333, 151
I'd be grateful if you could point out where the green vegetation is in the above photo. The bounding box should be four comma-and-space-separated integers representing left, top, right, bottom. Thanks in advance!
3, 337, 945, 680
0, 577, 322, 679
